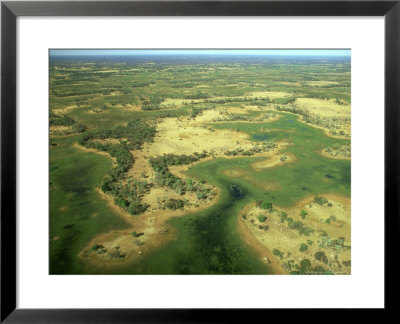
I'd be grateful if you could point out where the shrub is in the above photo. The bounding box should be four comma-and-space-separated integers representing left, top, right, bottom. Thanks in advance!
165, 198, 185, 210
299, 259, 312, 274
300, 210, 307, 219
131, 231, 139, 238
258, 215, 267, 223
280, 211, 288, 223
128, 202, 149, 215
272, 249, 284, 258
313, 265, 326, 273
313, 196, 328, 205
260, 201, 273, 210
91, 244, 100, 251
315, 251, 329, 264
299, 243, 308, 252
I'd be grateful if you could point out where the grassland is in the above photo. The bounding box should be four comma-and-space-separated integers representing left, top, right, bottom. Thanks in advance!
50, 55, 351, 274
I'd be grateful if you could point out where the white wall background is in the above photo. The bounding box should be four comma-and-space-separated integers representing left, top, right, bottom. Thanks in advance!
16, 16, 384, 308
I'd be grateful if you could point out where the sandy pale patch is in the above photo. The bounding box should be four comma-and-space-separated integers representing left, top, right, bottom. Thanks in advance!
239, 194, 351, 275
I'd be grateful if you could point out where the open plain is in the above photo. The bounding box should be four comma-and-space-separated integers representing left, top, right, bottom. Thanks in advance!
50, 51, 351, 274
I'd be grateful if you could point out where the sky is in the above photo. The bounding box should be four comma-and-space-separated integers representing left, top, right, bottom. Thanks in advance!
50, 49, 350, 57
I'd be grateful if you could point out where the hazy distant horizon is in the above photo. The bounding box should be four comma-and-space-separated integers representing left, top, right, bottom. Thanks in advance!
50, 49, 351, 57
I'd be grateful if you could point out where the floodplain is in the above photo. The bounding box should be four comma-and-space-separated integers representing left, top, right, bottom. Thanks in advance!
50, 51, 351, 274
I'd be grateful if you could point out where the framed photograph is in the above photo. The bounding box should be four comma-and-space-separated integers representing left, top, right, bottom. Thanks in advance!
1, 0, 398, 321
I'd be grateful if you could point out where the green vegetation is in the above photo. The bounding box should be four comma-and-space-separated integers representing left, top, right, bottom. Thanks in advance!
280, 211, 288, 223
258, 215, 267, 223
149, 153, 211, 199
166, 198, 185, 210
50, 54, 350, 274
257, 200, 273, 210
50, 112, 86, 135
313, 196, 329, 205
273, 249, 284, 259
299, 243, 309, 252
300, 209, 307, 219
315, 251, 329, 264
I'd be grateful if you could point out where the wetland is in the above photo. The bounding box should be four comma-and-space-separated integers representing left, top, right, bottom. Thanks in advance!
50, 50, 351, 274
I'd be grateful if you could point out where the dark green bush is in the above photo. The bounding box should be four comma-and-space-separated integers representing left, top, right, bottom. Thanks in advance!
258, 215, 267, 223
299, 243, 308, 252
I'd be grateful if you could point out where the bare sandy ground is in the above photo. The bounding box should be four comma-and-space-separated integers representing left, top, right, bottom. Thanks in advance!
320, 149, 351, 160
148, 118, 252, 156
251, 150, 296, 171
238, 194, 351, 275
80, 184, 220, 267
295, 98, 350, 119
237, 203, 287, 274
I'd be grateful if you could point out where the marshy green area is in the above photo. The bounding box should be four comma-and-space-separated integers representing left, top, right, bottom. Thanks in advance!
50, 53, 350, 274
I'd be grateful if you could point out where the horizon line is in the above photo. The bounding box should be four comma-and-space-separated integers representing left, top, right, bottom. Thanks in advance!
50, 49, 351, 57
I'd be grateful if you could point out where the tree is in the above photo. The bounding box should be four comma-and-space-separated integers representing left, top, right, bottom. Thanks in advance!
299, 243, 308, 252
260, 201, 272, 210
258, 215, 267, 223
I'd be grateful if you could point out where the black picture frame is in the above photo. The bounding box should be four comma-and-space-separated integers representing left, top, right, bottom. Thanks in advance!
1, 0, 398, 322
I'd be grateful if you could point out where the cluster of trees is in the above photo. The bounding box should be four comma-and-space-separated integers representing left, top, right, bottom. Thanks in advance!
221, 113, 250, 121
52, 87, 125, 98
224, 141, 276, 157
325, 143, 351, 158
318, 234, 348, 252
279, 211, 315, 236
191, 108, 203, 118
256, 200, 273, 210
141, 94, 165, 110
254, 112, 277, 122
78, 119, 156, 215
80, 119, 156, 151
198, 96, 272, 105
149, 153, 210, 200
82, 140, 134, 179
276, 104, 310, 119
184, 92, 210, 100
334, 98, 346, 105
278, 210, 313, 235
150, 153, 206, 170
50, 112, 76, 126
165, 198, 185, 210
50, 112, 86, 134
101, 178, 150, 215
273, 97, 296, 105
313, 196, 328, 205
171, 82, 196, 88
287, 218, 314, 236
